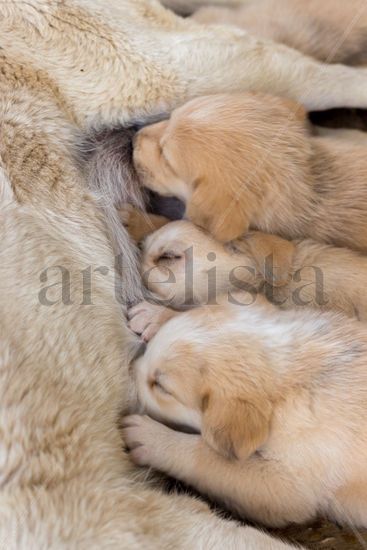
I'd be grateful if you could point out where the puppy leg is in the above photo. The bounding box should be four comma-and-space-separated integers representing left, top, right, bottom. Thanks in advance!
123, 415, 318, 527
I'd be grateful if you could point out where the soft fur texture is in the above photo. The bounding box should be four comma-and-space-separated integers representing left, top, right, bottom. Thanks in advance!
130, 218, 367, 326
163, 0, 246, 16
124, 299, 367, 528
133, 93, 367, 249
0, 0, 336, 547
193, 0, 367, 64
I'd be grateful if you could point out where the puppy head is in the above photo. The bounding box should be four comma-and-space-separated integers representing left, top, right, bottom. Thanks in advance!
140, 220, 256, 307
133, 317, 272, 460
134, 93, 307, 242
133, 119, 191, 200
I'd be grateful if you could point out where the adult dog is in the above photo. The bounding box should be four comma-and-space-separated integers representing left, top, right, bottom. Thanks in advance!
2, 0, 367, 547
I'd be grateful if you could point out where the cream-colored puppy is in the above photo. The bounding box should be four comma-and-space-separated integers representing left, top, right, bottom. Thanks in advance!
123, 300, 367, 528
2, 1, 309, 547
136, 220, 367, 328
193, 0, 367, 65
133, 93, 367, 250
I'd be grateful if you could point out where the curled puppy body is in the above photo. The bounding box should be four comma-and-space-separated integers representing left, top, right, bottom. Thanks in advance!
192, 0, 367, 65
124, 300, 367, 528
138, 220, 367, 322
133, 93, 367, 250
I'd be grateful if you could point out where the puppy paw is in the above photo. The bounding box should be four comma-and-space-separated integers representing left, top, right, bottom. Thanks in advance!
117, 204, 147, 242
122, 414, 173, 467
128, 301, 176, 342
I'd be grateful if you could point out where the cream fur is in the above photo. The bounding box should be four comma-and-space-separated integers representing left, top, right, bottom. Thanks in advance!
135, 219, 367, 322
0, 0, 319, 547
124, 299, 367, 528
133, 93, 367, 249
193, 0, 367, 64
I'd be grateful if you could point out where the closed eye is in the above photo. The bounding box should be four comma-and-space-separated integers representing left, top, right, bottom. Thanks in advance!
152, 379, 171, 395
156, 251, 183, 265
160, 145, 179, 176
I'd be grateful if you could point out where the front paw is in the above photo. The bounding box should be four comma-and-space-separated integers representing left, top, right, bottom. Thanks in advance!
128, 300, 174, 342
122, 414, 172, 467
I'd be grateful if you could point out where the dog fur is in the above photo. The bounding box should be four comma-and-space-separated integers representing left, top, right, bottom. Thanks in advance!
0, 0, 335, 546
193, 0, 367, 64
163, 0, 247, 16
133, 93, 367, 249
124, 299, 367, 528
132, 219, 367, 326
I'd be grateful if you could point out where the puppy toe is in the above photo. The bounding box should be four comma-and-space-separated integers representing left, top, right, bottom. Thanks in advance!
121, 414, 142, 429
128, 315, 150, 336
122, 415, 160, 466
129, 445, 152, 467
127, 301, 149, 321
141, 323, 160, 342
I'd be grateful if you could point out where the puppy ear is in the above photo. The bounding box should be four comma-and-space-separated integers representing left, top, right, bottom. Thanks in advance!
186, 180, 250, 242
202, 392, 271, 460
279, 98, 307, 124
235, 231, 295, 287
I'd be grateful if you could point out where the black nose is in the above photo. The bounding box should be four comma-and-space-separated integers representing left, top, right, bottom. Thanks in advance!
146, 190, 185, 220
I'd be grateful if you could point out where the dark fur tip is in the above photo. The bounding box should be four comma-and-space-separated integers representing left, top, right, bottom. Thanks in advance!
131, 341, 147, 361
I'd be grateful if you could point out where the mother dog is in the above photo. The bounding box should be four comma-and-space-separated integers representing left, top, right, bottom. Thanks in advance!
2, 0, 367, 547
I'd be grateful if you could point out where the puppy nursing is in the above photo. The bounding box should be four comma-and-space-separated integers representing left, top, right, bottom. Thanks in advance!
124, 301, 367, 527
126, 16, 367, 533
140, 220, 367, 322
133, 93, 367, 250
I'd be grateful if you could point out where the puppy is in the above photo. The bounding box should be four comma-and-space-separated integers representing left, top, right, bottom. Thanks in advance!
123, 299, 367, 528
192, 0, 367, 65
136, 220, 367, 325
133, 93, 367, 250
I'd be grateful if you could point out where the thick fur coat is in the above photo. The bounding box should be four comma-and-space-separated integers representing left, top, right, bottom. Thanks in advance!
0, 0, 336, 547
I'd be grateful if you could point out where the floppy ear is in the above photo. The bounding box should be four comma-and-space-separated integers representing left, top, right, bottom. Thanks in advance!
201, 392, 271, 461
234, 231, 295, 287
185, 180, 251, 243
279, 98, 307, 125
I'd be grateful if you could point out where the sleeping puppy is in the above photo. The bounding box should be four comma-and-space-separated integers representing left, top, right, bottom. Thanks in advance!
192, 0, 367, 65
133, 93, 367, 250
135, 220, 367, 327
123, 299, 367, 528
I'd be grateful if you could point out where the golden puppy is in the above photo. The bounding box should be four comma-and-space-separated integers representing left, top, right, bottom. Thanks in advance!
193, 0, 367, 65
135, 220, 367, 328
133, 93, 367, 250
123, 299, 367, 528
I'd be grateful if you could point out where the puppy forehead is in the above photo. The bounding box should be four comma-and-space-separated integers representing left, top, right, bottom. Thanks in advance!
144, 221, 194, 250
172, 95, 223, 119
139, 119, 168, 138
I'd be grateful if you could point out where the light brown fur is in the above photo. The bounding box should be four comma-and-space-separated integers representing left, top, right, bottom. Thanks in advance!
193, 0, 367, 65
133, 93, 367, 249
124, 300, 367, 528
1, 0, 318, 547
124, 219, 367, 349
